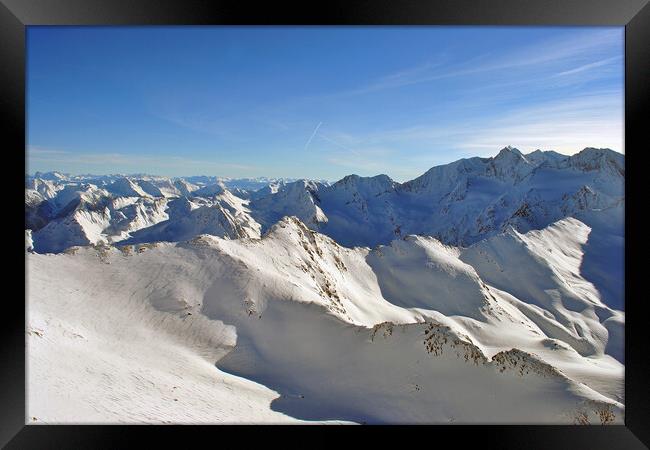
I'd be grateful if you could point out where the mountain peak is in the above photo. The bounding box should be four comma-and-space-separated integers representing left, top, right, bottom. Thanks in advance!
106, 177, 151, 198
371, 174, 395, 184
567, 147, 624, 175
495, 146, 525, 161
192, 182, 226, 197
34, 171, 69, 181
525, 149, 568, 166
486, 146, 535, 182
334, 173, 396, 190
578, 147, 620, 158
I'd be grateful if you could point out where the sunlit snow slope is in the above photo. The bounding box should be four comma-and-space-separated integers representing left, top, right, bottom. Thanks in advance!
27, 216, 623, 424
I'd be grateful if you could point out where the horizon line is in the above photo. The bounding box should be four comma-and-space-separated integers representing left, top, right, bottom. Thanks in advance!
26, 145, 624, 184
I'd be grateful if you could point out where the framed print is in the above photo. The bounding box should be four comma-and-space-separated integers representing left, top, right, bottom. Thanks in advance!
3, 0, 649, 447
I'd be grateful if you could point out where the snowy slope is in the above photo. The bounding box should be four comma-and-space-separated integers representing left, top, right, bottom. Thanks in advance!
31, 195, 171, 253
104, 197, 171, 241
137, 178, 181, 198
27, 216, 623, 424
105, 177, 152, 198
460, 218, 623, 362
26, 178, 63, 200
27, 249, 313, 424
173, 179, 199, 196
250, 180, 328, 231
192, 182, 226, 198
123, 191, 261, 244
32, 207, 112, 252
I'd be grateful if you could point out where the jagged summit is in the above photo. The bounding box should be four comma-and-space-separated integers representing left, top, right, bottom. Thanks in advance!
495, 145, 526, 160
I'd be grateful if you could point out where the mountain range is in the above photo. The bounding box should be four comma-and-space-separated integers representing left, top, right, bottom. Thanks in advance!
25, 146, 625, 424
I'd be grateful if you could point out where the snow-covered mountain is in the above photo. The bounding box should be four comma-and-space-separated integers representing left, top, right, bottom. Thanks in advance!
27, 215, 623, 424
123, 191, 261, 244
25, 146, 625, 424
192, 181, 227, 198
25, 176, 261, 251
26, 147, 625, 307
308, 146, 624, 248
249, 179, 329, 231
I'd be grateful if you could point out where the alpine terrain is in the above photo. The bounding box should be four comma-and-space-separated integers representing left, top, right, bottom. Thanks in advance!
26, 146, 625, 424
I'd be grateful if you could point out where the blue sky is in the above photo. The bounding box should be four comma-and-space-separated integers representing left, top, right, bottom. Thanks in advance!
27, 26, 624, 182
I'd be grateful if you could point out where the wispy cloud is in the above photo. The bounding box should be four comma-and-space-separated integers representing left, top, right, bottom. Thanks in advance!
311, 131, 411, 177
477, 29, 620, 71
348, 60, 448, 94
318, 133, 357, 155
28, 146, 71, 156
554, 55, 622, 77
150, 108, 235, 137
342, 29, 621, 96
27, 146, 258, 175
456, 91, 624, 154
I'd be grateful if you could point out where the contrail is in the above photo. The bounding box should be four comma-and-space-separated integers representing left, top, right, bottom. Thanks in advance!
318, 132, 361, 157
304, 122, 323, 150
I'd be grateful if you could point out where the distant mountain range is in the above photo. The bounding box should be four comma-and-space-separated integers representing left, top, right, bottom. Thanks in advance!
26, 146, 625, 423
26, 146, 624, 308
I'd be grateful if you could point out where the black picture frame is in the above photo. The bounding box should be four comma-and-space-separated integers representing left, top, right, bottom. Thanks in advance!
3, 0, 648, 447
